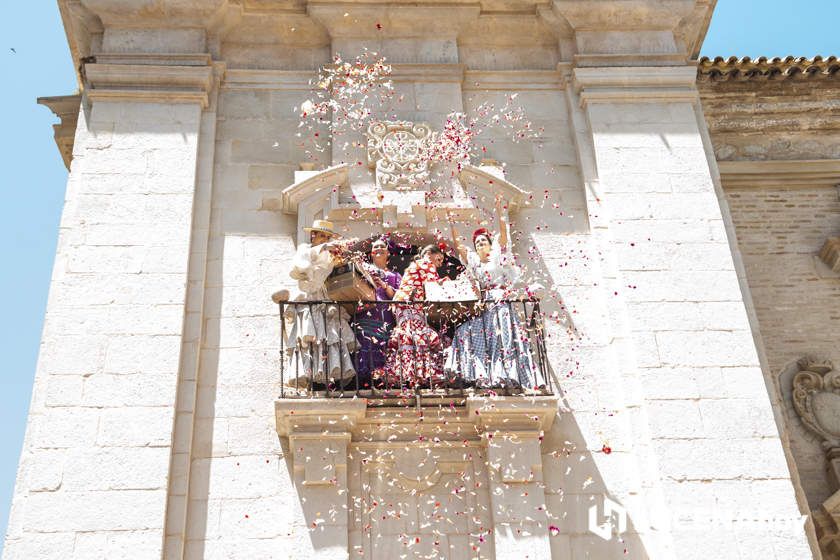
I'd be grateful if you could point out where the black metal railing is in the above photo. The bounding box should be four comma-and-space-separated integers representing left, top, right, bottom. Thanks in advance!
277, 299, 553, 404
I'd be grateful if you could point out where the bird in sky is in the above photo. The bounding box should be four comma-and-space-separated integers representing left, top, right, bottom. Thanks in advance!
10, 48, 16, 53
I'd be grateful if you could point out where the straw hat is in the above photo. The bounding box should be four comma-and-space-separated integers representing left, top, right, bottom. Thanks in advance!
303, 219, 339, 238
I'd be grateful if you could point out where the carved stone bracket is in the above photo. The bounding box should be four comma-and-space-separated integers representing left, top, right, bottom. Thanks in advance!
37, 94, 82, 170
366, 121, 432, 190
820, 238, 840, 273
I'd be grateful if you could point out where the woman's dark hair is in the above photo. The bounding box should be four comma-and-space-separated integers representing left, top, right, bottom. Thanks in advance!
419, 244, 444, 258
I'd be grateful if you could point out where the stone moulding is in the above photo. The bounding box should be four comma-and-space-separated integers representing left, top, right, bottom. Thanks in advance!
717, 159, 840, 190
280, 164, 349, 215
222, 69, 314, 91
572, 66, 698, 106
463, 70, 565, 91
275, 395, 559, 449
83, 54, 215, 108
275, 396, 559, 438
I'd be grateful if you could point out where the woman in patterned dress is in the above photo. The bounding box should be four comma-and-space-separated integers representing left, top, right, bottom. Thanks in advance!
376, 244, 449, 389
448, 198, 536, 390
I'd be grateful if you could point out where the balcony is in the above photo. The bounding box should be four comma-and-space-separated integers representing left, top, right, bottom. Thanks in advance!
275, 298, 554, 406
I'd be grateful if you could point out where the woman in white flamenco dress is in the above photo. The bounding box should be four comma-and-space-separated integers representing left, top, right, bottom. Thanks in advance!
281, 220, 357, 388
447, 200, 536, 389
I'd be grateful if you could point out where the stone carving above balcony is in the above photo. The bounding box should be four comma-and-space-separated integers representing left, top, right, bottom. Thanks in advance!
366, 121, 433, 191
272, 120, 532, 241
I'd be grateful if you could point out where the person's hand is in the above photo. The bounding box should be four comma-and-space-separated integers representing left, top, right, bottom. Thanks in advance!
372, 275, 386, 289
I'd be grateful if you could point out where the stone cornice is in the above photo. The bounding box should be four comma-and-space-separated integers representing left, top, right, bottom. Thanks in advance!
76, 0, 230, 27
281, 164, 349, 214
573, 65, 698, 106
698, 56, 840, 82
275, 396, 559, 440
547, 0, 715, 64
222, 69, 314, 90
223, 65, 465, 91
38, 94, 82, 170
551, 0, 695, 30
275, 399, 367, 438
389, 64, 465, 83
717, 159, 840, 190
83, 54, 216, 108
467, 396, 559, 432
307, 2, 481, 38
463, 70, 565, 90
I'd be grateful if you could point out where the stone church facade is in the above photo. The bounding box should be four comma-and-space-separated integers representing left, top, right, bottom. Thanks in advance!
5, 1, 839, 559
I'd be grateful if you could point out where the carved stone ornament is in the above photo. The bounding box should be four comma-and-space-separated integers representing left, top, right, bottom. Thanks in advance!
366, 121, 432, 190
820, 237, 840, 273
792, 357, 840, 449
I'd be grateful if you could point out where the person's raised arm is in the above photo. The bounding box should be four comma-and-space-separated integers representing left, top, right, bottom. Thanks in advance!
496, 195, 509, 249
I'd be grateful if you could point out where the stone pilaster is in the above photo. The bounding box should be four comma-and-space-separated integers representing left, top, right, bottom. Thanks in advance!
469, 397, 558, 560
276, 400, 366, 560
569, 60, 816, 557
3, 55, 215, 559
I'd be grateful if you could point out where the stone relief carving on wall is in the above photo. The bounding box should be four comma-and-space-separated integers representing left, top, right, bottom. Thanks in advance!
790, 357, 840, 558
793, 357, 840, 450
820, 237, 840, 273
366, 121, 432, 190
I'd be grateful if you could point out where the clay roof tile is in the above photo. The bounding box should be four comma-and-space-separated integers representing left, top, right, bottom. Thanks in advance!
697, 55, 840, 81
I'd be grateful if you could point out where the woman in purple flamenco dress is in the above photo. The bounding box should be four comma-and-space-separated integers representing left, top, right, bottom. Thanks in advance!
352, 237, 402, 389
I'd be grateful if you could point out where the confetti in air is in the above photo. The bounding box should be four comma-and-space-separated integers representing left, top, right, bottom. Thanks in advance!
268, 49, 637, 552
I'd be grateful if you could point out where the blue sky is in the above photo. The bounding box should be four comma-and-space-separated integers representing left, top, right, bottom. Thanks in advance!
0, 0, 836, 550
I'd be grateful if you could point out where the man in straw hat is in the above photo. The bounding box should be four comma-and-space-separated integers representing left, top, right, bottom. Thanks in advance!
280, 219, 358, 390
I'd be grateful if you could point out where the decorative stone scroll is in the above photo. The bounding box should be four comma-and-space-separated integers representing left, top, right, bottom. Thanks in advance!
366, 121, 432, 190
792, 357, 840, 450
820, 238, 840, 273
790, 358, 840, 559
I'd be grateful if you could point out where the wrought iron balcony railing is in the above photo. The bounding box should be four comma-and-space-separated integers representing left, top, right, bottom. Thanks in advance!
277, 298, 553, 404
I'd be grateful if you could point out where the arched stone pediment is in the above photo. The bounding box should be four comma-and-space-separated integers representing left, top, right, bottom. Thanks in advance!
278, 160, 531, 242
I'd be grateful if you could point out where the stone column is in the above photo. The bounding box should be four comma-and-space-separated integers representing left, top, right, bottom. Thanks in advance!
3, 54, 213, 558
469, 397, 559, 560
275, 400, 367, 560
